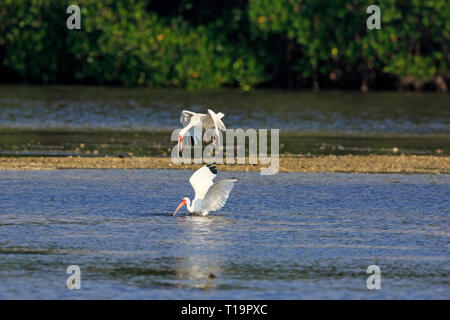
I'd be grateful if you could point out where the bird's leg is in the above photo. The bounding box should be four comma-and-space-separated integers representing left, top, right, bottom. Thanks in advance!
177, 135, 184, 157
212, 126, 217, 145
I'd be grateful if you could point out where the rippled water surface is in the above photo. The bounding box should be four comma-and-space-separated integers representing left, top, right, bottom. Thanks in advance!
0, 170, 448, 299
1, 86, 449, 133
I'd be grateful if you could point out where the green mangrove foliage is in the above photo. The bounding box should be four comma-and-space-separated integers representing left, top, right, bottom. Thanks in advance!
0, 0, 448, 90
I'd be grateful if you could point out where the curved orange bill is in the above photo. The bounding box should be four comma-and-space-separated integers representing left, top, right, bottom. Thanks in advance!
173, 200, 186, 216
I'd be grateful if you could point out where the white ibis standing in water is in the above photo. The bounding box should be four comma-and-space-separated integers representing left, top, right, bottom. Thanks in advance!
177, 109, 226, 155
173, 164, 239, 216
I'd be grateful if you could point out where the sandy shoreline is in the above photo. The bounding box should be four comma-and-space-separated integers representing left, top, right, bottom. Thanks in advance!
0, 155, 448, 174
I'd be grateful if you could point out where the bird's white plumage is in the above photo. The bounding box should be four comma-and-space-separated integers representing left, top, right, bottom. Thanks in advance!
207, 109, 226, 130
184, 122, 203, 146
180, 110, 197, 127
202, 178, 239, 212
207, 109, 226, 146
179, 110, 203, 146
173, 164, 238, 215
178, 109, 226, 149
189, 165, 216, 200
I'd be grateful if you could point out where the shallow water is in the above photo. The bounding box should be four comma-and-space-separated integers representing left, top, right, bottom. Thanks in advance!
0, 170, 448, 299
0, 86, 449, 133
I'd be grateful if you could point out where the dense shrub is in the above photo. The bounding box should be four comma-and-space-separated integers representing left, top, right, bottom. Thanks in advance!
0, 0, 448, 90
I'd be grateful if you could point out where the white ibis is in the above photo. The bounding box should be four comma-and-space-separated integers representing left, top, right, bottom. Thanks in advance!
177, 109, 226, 155
173, 164, 239, 216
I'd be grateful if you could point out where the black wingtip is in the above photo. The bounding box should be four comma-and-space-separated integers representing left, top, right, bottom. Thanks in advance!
231, 177, 240, 180
206, 163, 217, 174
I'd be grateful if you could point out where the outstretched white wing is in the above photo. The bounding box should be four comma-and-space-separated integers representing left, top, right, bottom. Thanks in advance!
180, 110, 197, 127
189, 164, 217, 199
207, 109, 226, 130
206, 109, 226, 145
202, 178, 239, 212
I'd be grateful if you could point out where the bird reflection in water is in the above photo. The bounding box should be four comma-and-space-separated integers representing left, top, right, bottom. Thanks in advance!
172, 216, 224, 290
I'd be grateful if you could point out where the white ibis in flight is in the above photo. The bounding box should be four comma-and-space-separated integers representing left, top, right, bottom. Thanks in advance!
173, 164, 239, 216
177, 109, 226, 155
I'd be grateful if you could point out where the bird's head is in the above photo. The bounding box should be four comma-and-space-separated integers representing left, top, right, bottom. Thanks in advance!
173, 197, 189, 216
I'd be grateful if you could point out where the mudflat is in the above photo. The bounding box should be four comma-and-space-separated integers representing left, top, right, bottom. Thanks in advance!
1, 155, 448, 174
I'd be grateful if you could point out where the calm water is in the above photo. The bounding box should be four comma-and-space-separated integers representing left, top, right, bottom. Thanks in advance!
0, 86, 449, 133
0, 170, 448, 299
